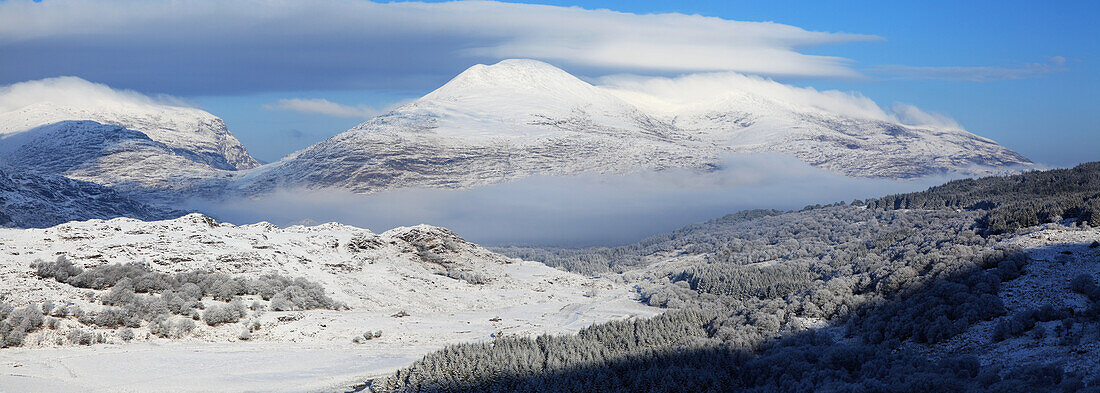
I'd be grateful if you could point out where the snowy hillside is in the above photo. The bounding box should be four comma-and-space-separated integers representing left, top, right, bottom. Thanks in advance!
0, 214, 657, 391
242, 59, 1030, 193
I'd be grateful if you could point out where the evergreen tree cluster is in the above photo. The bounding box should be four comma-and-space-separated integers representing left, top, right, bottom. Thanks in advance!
865, 161, 1100, 233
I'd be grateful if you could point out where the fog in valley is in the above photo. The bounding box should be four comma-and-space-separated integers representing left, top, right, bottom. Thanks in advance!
193, 154, 964, 246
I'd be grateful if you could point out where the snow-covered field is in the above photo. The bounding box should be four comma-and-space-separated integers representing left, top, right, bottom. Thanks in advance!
0, 214, 660, 392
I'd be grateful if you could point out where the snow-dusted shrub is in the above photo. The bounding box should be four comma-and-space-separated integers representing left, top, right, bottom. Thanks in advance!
238, 329, 251, 341
67, 329, 94, 345
35, 261, 341, 315
119, 327, 134, 341
92, 308, 126, 328
269, 280, 342, 311
0, 304, 45, 347
416, 250, 444, 265
202, 301, 247, 326
31, 260, 342, 339
1, 326, 24, 347
102, 277, 137, 306
33, 256, 83, 282
993, 309, 1039, 342
437, 269, 488, 285
149, 315, 195, 339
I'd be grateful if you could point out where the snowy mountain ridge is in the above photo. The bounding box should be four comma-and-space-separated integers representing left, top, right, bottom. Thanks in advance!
0, 62, 1031, 206
243, 59, 1031, 193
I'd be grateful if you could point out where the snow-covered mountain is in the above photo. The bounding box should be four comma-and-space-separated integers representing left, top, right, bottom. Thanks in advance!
0, 168, 183, 228
0, 77, 256, 200
0, 64, 1031, 206
241, 59, 1030, 193
0, 77, 258, 171
0, 120, 239, 199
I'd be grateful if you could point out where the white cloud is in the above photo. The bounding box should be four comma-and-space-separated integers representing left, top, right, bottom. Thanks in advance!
190, 153, 958, 246
0, 76, 191, 113
868, 62, 1064, 82
0, 0, 879, 94
599, 71, 972, 130
598, 71, 891, 121
890, 103, 961, 129
264, 98, 379, 118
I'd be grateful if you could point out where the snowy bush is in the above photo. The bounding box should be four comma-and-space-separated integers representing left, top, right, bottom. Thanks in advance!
149, 315, 195, 339
67, 329, 94, 346
29, 259, 342, 340
0, 303, 45, 348
202, 301, 247, 326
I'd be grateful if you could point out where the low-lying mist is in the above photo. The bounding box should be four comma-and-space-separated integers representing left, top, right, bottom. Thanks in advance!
189, 154, 965, 247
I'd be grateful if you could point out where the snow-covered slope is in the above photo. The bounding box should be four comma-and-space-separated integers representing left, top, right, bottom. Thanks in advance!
0, 65, 1031, 202
926, 223, 1100, 376
0, 167, 184, 228
0, 214, 657, 391
0, 213, 652, 337
242, 59, 1030, 193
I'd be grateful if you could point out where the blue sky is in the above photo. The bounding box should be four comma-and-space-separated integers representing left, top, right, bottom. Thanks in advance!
1, 0, 1096, 166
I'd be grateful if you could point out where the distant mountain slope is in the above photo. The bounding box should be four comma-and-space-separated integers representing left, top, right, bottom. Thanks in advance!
0, 120, 236, 198
0, 167, 184, 228
243, 59, 1030, 194
0, 77, 258, 171
0, 77, 257, 202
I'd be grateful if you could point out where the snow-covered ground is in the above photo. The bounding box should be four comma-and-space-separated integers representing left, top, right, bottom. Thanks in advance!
0, 214, 660, 392
930, 223, 1100, 375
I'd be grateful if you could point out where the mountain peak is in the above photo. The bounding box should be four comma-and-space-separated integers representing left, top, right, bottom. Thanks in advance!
422, 59, 598, 102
